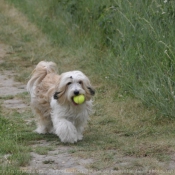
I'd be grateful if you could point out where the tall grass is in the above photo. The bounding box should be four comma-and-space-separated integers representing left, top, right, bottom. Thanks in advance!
7, 0, 175, 118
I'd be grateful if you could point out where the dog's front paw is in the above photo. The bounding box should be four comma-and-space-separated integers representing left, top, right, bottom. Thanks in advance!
54, 120, 78, 143
60, 132, 78, 143
56, 127, 78, 143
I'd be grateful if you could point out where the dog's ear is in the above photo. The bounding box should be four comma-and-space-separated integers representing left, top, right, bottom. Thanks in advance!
53, 92, 60, 99
88, 87, 95, 96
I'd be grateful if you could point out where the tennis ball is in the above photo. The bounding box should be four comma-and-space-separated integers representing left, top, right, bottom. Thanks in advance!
73, 95, 85, 104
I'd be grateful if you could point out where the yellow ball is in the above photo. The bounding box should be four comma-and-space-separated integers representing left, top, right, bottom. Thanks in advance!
73, 95, 85, 104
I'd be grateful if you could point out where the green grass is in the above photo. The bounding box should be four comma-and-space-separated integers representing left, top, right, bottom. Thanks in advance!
34, 146, 54, 155
6, 0, 175, 118
0, 112, 36, 174
1, 0, 175, 172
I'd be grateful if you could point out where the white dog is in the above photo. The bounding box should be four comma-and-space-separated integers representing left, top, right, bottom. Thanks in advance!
27, 61, 95, 143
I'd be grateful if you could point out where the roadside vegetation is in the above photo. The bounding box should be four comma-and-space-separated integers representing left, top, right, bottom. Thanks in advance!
7, 0, 175, 119
1, 0, 175, 174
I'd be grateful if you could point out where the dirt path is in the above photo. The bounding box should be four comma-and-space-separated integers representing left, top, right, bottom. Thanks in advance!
0, 44, 27, 110
22, 141, 93, 175
0, 44, 94, 175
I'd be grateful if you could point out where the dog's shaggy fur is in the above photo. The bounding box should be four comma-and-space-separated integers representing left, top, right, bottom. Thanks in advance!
27, 61, 95, 143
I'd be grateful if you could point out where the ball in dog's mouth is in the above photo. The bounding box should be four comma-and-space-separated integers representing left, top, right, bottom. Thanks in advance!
72, 95, 85, 105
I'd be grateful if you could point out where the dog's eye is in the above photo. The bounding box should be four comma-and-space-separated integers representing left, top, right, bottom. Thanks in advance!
67, 82, 72, 86
79, 81, 82, 84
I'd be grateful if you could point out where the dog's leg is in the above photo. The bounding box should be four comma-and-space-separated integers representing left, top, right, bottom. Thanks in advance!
76, 126, 83, 141
35, 117, 53, 134
34, 109, 53, 134
75, 119, 87, 141
52, 118, 78, 143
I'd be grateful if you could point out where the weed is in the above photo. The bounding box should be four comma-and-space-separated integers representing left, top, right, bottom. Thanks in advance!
34, 146, 54, 155
0, 95, 14, 100
43, 160, 55, 164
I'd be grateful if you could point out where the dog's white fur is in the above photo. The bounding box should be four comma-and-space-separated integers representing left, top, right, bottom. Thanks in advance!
27, 61, 95, 143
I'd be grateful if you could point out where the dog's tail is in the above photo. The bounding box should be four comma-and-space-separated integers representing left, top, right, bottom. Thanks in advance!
27, 61, 58, 95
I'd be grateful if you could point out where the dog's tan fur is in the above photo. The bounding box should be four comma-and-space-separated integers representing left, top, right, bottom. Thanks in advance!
27, 61, 95, 142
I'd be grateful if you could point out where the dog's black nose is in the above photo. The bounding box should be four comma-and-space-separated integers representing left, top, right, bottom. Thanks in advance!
74, 90, 79, 95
